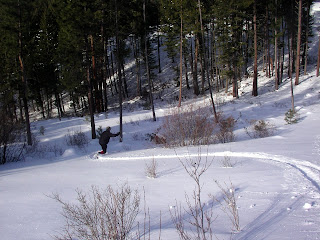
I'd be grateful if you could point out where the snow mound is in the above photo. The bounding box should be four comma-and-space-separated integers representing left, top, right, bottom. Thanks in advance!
62, 148, 78, 158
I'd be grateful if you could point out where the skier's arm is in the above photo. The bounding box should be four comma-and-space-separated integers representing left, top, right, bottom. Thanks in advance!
111, 132, 120, 137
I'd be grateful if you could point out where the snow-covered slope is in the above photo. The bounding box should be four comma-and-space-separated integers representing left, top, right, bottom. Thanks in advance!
1, 3, 320, 240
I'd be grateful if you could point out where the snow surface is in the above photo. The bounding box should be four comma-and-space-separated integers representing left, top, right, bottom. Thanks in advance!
1, 3, 320, 240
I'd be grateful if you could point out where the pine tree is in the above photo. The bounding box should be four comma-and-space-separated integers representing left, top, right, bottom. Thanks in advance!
144, 0, 156, 120
253, 0, 258, 96
198, 0, 218, 122
160, 0, 199, 97
295, 0, 302, 85
214, 0, 253, 98
0, 0, 37, 145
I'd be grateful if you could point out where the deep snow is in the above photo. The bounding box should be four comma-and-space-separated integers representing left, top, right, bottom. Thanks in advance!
1, 3, 320, 240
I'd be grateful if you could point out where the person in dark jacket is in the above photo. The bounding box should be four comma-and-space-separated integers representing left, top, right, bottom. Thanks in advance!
99, 127, 120, 154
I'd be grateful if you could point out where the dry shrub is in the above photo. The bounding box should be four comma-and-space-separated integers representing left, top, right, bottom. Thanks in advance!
154, 134, 166, 145
160, 105, 215, 147
0, 113, 25, 164
26, 141, 64, 158
220, 155, 237, 168
145, 158, 158, 178
145, 133, 166, 145
171, 149, 241, 237
214, 180, 240, 232
65, 129, 89, 149
245, 119, 275, 138
171, 149, 215, 240
215, 115, 236, 143
51, 183, 140, 240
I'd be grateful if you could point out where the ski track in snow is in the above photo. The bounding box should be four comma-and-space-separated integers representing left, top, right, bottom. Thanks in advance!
92, 151, 320, 192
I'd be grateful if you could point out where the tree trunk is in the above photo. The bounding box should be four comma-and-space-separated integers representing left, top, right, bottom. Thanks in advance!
295, 0, 302, 85
290, 74, 295, 112
157, 25, 161, 73
86, 36, 96, 139
244, 21, 249, 78
100, 14, 107, 112
18, 97, 24, 122
225, 65, 230, 93
266, 5, 272, 78
46, 92, 51, 118
304, 0, 310, 75
280, 19, 285, 83
198, 0, 218, 123
274, 0, 279, 90
214, 31, 221, 91
89, 35, 102, 113
190, 39, 199, 95
184, 52, 190, 89
134, 37, 141, 96
121, 62, 129, 98
144, 0, 156, 121
70, 92, 77, 115
210, 24, 216, 91
199, 49, 205, 95
55, 92, 62, 121
178, 0, 183, 107
115, 0, 123, 141
232, 68, 238, 98
110, 43, 116, 80
20, 64, 32, 146
264, 5, 269, 77
102, 36, 108, 111
253, 0, 258, 96
193, 36, 200, 95
18, 0, 32, 146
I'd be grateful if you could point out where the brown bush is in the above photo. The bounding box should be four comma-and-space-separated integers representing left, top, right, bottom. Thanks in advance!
215, 115, 236, 143
0, 111, 25, 164
160, 105, 215, 147
51, 183, 140, 240
245, 119, 275, 138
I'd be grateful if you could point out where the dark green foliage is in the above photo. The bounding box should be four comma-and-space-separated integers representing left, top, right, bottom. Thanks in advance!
160, 0, 198, 57
0, 0, 316, 125
284, 109, 299, 124
213, 0, 253, 81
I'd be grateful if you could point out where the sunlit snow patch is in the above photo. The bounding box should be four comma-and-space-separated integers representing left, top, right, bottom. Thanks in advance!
303, 202, 312, 210
62, 148, 77, 158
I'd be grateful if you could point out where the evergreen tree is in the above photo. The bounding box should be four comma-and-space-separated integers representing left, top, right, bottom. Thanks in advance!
295, 0, 302, 85
214, 0, 253, 98
253, 0, 258, 96
160, 0, 199, 95
0, 0, 39, 145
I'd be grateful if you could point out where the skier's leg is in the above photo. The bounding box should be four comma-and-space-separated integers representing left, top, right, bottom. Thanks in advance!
99, 144, 106, 154
102, 144, 107, 153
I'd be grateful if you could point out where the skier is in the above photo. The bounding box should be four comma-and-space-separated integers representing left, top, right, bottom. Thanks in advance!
99, 127, 120, 154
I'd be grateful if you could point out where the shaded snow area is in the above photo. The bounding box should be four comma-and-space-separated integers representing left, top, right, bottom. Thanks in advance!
1, 6, 320, 240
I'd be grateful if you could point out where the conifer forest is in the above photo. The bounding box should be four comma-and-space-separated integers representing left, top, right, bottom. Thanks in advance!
0, 0, 316, 149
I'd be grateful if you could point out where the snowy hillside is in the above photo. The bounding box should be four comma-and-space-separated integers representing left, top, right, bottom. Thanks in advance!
1, 4, 320, 240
